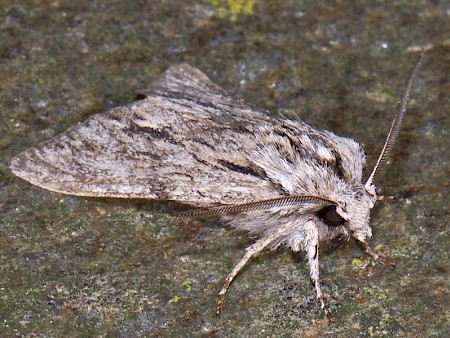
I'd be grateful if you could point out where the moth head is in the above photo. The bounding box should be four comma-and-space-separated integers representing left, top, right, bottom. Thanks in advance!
316, 187, 375, 242
340, 48, 424, 242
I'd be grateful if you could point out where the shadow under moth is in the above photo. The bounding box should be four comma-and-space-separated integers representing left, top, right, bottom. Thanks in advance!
11, 50, 423, 320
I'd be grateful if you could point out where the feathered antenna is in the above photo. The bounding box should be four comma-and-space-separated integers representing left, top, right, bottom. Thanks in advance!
365, 48, 424, 189
177, 195, 336, 218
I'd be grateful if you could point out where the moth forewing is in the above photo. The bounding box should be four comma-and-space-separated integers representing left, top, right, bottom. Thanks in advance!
10, 51, 423, 320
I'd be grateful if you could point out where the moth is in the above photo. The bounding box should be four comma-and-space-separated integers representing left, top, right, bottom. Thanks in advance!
11, 50, 423, 319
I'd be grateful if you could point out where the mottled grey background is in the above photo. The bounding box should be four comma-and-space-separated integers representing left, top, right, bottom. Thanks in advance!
0, 1, 448, 337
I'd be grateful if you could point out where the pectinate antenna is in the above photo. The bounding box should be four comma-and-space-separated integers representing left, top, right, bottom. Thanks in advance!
177, 195, 336, 218
365, 48, 424, 190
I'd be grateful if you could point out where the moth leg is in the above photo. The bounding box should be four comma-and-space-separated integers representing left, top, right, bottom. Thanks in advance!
306, 239, 333, 321
358, 239, 396, 269
216, 235, 274, 315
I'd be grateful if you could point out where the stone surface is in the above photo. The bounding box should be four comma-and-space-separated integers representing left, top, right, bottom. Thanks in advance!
1, 1, 448, 336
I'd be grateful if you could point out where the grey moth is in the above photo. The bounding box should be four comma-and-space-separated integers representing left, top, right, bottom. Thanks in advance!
11, 50, 424, 319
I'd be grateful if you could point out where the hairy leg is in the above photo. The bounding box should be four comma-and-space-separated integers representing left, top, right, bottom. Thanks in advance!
305, 226, 334, 321
216, 235, 274, 315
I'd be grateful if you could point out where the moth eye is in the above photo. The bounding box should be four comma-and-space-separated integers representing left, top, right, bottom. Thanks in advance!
134, 93, 147, 101
317, 205, 346, 227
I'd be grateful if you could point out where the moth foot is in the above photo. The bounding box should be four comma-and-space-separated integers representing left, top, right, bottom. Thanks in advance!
373, 254, 396, 269
325, 309, 336, 324
318, 295, 335, 323
361, 242, 396, 269
215, 294, 225, 316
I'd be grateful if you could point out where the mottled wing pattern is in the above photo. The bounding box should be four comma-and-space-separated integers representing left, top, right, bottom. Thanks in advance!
11, 64, 279, 205
11, 64, 365, 207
